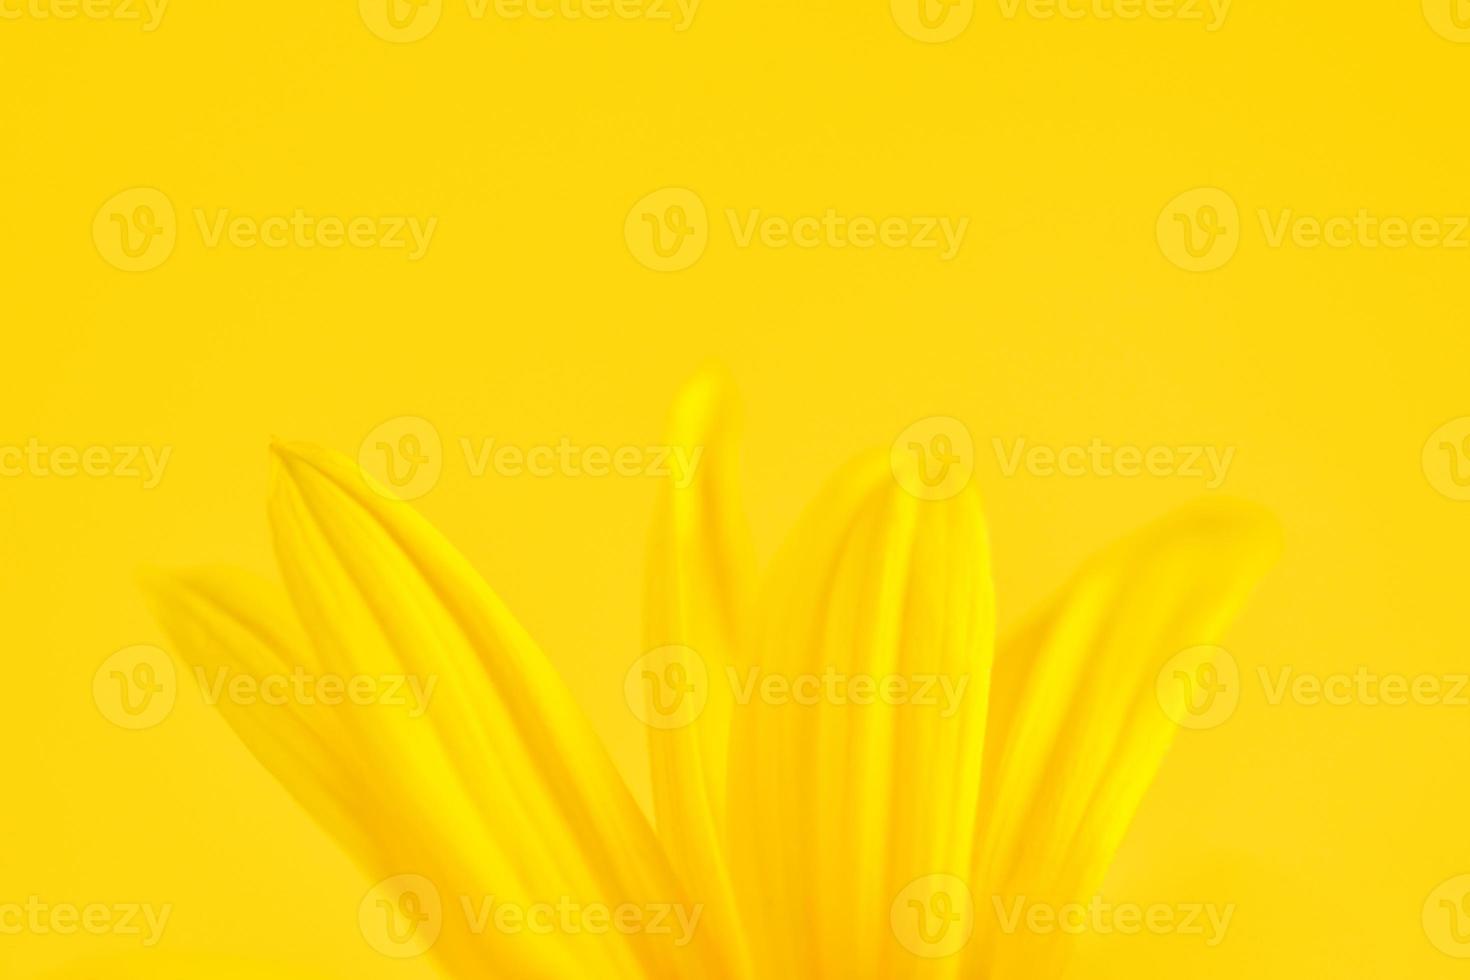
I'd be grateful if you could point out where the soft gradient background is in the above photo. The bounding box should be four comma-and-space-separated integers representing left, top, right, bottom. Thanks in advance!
2, 0, 1468, 976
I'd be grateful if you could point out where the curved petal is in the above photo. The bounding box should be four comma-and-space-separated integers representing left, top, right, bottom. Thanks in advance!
726, 454, 995, 980
642, 367, 756, 980
143, 563, 548, 977
971, 498, 1281, 974
147, 443, 716, 979
141, 565, 379, 865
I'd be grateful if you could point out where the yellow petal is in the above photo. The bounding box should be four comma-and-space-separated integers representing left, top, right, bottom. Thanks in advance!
971, 498, 1280, 973
144, 563, 515, 977
726, 454, 994, 980
141, 565, 377, 863
148, 443, 715, 979
642, 367, 756, 979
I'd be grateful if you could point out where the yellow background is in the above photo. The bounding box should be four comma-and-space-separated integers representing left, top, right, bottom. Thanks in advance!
3, 0, 1468, 975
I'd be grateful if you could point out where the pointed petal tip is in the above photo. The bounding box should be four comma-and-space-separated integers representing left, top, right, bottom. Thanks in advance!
134, 565, 209, 671
671, 365, 740, 439
686, 359, 736, 393
267, 439, 305, 484
136, 562, 208, 613
136, 563, 245, 620
1167, 495, 1284, 561
268, 439, 322, 470
267, 440, 366, 505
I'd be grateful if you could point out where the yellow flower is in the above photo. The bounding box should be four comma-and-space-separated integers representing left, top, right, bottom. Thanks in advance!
129, 370, 1276, 979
